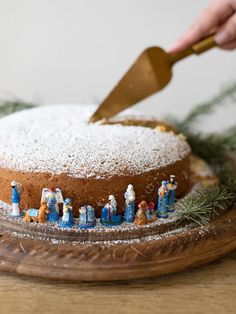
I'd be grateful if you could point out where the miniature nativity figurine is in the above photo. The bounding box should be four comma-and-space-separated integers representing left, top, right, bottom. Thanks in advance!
100, 195, 122, 226
167, 175, 178, 212
41, 188, 64, 222
146, 202, 157, 223
157, 181, 169, 218
78, 205, 96, 229
10, 181, 22, 217
134, 201, 148, 225
24, 202, 49, 223
59, 198, 74, 228
124, 184, 136, 223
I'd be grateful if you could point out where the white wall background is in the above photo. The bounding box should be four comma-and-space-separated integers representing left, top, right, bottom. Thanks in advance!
0, 0, 236, 131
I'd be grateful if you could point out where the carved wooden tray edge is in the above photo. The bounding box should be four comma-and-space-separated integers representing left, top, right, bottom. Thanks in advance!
0, 207, 235, 282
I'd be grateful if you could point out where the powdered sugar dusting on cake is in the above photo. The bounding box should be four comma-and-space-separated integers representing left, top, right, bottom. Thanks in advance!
0, 105, 190, 178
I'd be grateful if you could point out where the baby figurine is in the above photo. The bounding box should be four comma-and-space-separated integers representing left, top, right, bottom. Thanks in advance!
59, 198, 74, 228
124, 184, 136, 223
134, 201, 148, 226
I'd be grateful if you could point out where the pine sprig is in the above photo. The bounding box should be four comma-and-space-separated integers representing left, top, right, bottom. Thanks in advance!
170, 83, 236, 226
0, 99, 36, 118
176, 182, 236, 226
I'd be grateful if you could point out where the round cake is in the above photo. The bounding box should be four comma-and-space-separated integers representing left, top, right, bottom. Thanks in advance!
0, 105, 191, 216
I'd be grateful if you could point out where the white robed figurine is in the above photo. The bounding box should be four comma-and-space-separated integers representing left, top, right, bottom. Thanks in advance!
124, 184, 136, 223
41, 188, 64, 222
109, 195, 117, 215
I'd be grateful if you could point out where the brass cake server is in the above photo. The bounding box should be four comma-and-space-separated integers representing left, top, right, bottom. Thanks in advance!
89, 35, 216, 123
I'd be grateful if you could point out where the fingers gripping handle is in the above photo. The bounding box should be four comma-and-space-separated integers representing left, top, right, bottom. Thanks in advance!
169, 35, 217, 64
192, 35, 217, 54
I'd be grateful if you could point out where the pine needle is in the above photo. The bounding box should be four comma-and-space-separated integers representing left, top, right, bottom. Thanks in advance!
176, 180, 236, 226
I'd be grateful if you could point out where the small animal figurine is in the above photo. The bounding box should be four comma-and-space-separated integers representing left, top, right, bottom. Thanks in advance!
100, 195, 122, 226
59, 198, 74, 228
167, 175, 178, 212
41, 188, 64, 222
78, 205, 96, 229
124, 184, 136, 223
146, 202, 157, 223
24, 202, 49, 223
134, 201, 148, 225
157, 181, 169, 218
10, 181, 22, 217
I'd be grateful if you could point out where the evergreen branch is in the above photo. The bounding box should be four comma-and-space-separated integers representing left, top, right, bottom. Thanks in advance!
176, 181, 236, 227
0, 99, 36, 118
172, 82, 236, 227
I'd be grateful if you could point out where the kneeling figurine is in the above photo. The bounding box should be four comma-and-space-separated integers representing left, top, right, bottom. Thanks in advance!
134, 201, 148, 225
100, 195, 122, 226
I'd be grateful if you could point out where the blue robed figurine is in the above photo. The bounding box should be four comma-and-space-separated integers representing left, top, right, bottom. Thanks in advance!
157, 181, 169, 219
167, 175, 178, 212
78, 205, 96, 229
10, 181, 22, 217
101, 195, 122, 226
41, 188, 64, 222
123, 184, 136, 223
59, 198, 74, 228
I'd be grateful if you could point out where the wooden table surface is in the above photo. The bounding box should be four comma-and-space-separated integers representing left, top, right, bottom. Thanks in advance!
0, 250, 236, 314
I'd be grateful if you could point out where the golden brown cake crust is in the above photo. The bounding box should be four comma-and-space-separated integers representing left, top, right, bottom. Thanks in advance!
0, 155, 190, 217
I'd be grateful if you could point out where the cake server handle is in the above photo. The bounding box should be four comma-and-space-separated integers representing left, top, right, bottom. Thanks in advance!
169, 34, 217, 65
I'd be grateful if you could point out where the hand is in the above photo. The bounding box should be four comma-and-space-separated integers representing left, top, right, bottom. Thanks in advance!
169, 0, 236, 52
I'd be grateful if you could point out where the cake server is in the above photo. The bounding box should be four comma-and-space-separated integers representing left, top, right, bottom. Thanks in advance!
89, 35, 216, 123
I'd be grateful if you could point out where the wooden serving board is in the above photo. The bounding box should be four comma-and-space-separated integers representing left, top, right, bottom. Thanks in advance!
0, 207, 236, 282
0, 156, 234, 282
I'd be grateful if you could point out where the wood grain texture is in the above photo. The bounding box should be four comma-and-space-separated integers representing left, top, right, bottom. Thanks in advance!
0, 207, 236, 282
0, 251, 236, 314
